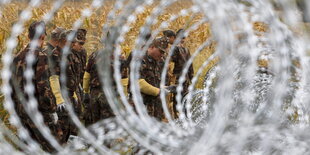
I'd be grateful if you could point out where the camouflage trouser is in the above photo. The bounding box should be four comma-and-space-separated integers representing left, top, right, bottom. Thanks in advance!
19, 114, 62, 153
57, 96, 80, 144
84, 88, 115, 126
144, 97, 165, 121
171, 74, 190, 119
128, 96, 164, 121
57, 113, 71, 144
70, 91, 84, 121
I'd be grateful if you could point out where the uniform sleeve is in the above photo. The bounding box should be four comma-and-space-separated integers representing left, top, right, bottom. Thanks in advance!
81, 49, 87, 84
186, 48, 194, 80
171, 47, 180, 63
139, 59, 148, 80
138, 59, 160, 96
49, 49, 65, 105
85, 52, 95, 73
188, 64, 194, 80
35, 52, 50, 80
83, 52, 95, 93
51, 50, 61, 76
35, 52, 57, 112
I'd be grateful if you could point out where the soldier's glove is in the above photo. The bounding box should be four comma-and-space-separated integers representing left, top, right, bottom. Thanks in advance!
51, 112, 58, 124
165, 85, 177, 94
161, 87, 174, 96
57, 103, 67, 113
161, 88, 170, 95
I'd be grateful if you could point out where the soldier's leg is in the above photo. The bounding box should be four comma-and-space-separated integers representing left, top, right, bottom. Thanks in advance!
84, 103, 93, 127
90, 89, 103, 124
57, 111, 71, 144
69, 97, 80, 136
72, 95, 83, 121
98, 92, 115, 120
21, 118, 57, 152
43, 113, 63, 144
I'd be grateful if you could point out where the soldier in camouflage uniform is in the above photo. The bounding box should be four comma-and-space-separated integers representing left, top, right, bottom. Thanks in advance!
83, 54, 127, 126
83, 51, 115, 126
11, 21, 61, 152
83, 30, 128, 126
128, 38, 175, 121
71, 29, 87, 121
171, 29, 194, 117
124, 33, 152, 96
49, 29, 86, 143
44, 27, 66, 76
45, 27, 66, 55
74, 29, 87, 85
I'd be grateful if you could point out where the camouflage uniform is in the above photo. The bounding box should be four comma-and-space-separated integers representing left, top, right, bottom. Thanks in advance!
44, 27, 66, 76
170, 45, 194, 117
44, 43, 58, 75
171, 45, 194, 95
157, 37, 170, 85
128, 38, 168, 121
44, 42, 56, 55
75, 29, 87, 85
84, 51, 116, 126
77, 48, 87, 82
51, 45, 85, 142
139, 54, 164, 120
11, 44, 61, 152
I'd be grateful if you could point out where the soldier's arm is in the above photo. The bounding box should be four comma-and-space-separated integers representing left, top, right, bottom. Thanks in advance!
83, 52, 95, 94
49, 51, 65, 105
188, 64, 194, 81
81, 49, 87, 85
138, 60, 160, 96
138, 79, 160, 96
171, 46, 179, 63
186, 47, 194, 80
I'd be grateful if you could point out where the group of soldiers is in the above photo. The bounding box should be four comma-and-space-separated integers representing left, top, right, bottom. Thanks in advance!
10, 20, 193, 152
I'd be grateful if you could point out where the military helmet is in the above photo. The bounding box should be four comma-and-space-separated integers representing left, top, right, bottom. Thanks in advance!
152, 37, 169, 53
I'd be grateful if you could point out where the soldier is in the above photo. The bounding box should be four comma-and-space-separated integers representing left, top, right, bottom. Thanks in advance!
161, 29, 175, 79
124, 33, 152, 96
11, 21, 61, 152
83, 27, 133, 126
74, 29, 87, 85
72, 29, 88, 120
171, 29, 194, 118
128, 38, 176, 121
83, 51, 112, 126
159, 31, 175, 86
49, 30, 86, 143
83, 52, 130, 126
45, 27, 66, 54
44, 27, 66, 76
